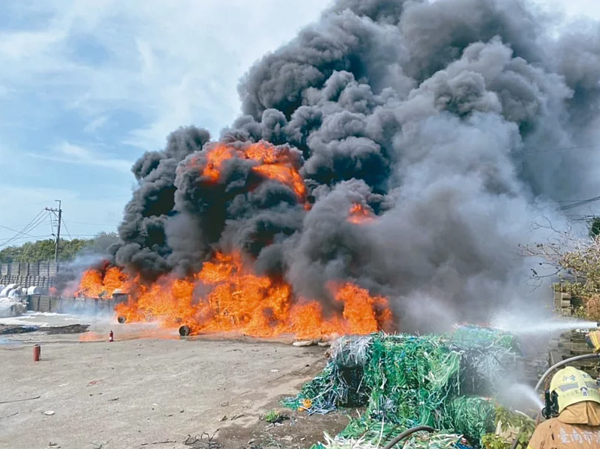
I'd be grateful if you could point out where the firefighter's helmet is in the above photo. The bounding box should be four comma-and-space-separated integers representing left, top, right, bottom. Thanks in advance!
550, 367, 600, 413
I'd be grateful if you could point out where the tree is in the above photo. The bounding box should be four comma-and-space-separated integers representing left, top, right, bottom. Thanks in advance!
523, 221, 600, 319
0, 233, 119, 263
590, 217, 600, 239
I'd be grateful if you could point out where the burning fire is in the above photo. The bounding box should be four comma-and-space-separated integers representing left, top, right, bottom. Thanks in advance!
348, 203, 375, 224
77, 267, 127, 298
78, 252, 393, 339
75, 140, 393, 339
194, 141, 307, 202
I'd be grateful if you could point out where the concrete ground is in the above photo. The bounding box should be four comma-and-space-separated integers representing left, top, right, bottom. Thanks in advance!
0, 318, 346, 449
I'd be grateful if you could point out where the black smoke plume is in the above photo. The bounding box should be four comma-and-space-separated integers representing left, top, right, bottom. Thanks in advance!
108, 0, 600, 331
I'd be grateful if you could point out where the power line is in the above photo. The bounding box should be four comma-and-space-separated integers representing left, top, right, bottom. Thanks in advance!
0, 235, 54, 245
61, 218, 72, 240
560, 195, 600, 211
0, 210, 48, 248
68, 221, 119, 227
524, 143, 600, 155
0, 224, 38, 239
45, 200, 62, 263
48, 211, 55, 236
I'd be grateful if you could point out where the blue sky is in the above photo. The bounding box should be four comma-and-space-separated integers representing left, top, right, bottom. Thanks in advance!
0, 0, 598, 247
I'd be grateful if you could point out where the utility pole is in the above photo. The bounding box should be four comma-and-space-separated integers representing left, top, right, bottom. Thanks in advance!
45, 200, 62, 263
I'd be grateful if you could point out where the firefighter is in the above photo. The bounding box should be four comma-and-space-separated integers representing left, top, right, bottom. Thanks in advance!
585, 329, 600, 353
528, 367, 600, 448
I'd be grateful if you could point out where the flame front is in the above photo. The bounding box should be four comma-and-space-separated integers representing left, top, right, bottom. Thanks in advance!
77, 267, 126, 298
79, 253, 393, 339
348, 203, 375, 224
76, 140, 393, 339
197, 141, 307, 201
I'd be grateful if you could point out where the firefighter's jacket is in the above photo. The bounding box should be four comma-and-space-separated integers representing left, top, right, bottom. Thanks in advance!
528, 402, 600, 449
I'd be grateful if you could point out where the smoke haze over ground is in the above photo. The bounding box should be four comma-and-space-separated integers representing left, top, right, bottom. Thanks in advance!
103, 0, 600, 332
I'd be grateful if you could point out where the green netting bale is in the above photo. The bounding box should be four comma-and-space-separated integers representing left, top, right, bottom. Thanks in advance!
448, 326, 523, 396
284, 330, 522, 447
283, 368, 364, 413
403, 433, 469, 449
362, 334, 461, 428
330, 335, 374, 368
315, 433, 468, 449
281, 342, 371, 414
449, 326, 522, 353
443, 396, 496, 444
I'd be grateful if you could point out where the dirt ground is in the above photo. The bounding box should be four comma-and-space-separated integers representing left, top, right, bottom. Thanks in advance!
0, 322, 349, 449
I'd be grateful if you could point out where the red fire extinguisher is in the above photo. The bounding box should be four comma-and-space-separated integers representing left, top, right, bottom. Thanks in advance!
109, 330, 114, 342
33, 344, 41, 362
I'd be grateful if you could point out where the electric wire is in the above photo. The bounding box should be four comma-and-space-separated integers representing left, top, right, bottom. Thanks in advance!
0, 210, 48, 248
61, 218, 72, 240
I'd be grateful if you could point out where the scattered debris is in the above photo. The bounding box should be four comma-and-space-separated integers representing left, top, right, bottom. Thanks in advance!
44, 324, 90, 335
0, 394, 41, 405
264, 410, 288, 424
184, 431, 222, 449
0, 325, 39, 335
293, 340, 318, 347
0, 324, 89, 336
44, 411, 55, 416
141, 440, 177, 446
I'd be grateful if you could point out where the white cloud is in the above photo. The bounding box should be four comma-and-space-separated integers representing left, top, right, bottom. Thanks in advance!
83, 116, 108, 134
0, 0, 331, 151
0, 0, 332, 246
28, 142, 133, 173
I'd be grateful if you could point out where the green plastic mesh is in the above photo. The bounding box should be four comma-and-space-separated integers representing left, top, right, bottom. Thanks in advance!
284, 327, 523, 447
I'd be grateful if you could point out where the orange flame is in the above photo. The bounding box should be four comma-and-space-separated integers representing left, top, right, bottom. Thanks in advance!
77, 267, 127, 299
194, 141, 307, 201
78, 252, 393, 339
348, 203, 375, 224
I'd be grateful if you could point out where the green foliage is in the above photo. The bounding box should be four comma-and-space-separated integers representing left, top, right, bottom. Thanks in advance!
264, 410, 281, 423
0, 233, 118, 263
482, 407, 536, 449
591, 218, 600, 238
482, 434, 509, 449
527, 233, 600, 320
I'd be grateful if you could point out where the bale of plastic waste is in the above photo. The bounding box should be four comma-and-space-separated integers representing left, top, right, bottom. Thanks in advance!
284, 327, 523, 447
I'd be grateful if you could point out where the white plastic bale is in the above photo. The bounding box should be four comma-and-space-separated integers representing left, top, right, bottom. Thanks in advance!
27, 286, 42, 295
0, 287, 11, 297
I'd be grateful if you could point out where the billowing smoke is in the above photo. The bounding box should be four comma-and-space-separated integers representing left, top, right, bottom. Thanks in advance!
107, 0, 600, 331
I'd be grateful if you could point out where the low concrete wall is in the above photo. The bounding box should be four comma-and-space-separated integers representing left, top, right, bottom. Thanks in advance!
26, 296, 118, 314
0, 261, 59, 290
